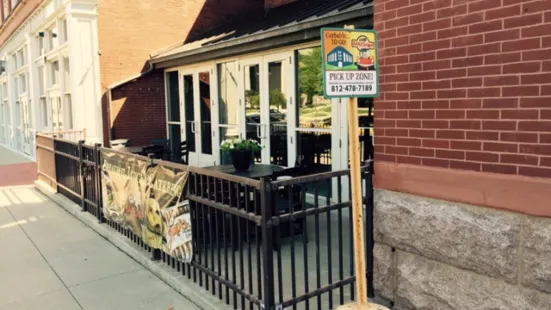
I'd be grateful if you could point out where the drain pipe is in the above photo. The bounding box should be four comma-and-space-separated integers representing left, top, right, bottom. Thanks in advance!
106, 62, 155, 146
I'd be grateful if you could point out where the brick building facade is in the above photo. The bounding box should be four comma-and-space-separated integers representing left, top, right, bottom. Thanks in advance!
374, 0, 551, 216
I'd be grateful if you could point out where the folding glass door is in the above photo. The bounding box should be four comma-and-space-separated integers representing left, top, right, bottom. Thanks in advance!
238, 52, 294, 166
181, 67, 215, 167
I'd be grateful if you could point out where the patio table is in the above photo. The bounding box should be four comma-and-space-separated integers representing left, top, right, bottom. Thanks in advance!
203, 164, 283, 179
120, 146, 144, 154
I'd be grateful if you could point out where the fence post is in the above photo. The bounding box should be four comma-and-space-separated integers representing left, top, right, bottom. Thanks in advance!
94, 143, 105, 223
53, 135, 59, 193
78, 140, 87, 212
259, 176, 276, 310
365, 164, 375, 298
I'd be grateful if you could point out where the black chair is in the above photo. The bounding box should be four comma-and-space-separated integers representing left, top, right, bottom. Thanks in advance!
152, 138, 170, 160
270, 166, 308, 251
171, 141, 189, 164
141, 144, 164, 159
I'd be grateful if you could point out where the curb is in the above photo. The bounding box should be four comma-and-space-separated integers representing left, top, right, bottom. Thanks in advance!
35, 180, 230, 310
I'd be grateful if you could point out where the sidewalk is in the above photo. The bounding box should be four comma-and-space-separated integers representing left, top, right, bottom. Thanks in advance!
0, 186, 201, 310
0, 146, 36, 187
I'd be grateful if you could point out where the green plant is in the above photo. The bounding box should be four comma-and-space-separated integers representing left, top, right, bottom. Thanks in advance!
298, 47, 323, 106
245, 90, 260, 109
270, 88, 287, 110
220, 138, 262, 153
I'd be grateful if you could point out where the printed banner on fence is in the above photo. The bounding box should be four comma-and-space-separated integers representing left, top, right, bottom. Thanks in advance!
101, 149, 193, 263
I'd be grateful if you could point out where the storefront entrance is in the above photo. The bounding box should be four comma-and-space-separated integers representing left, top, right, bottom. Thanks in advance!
165, 45, 372, 178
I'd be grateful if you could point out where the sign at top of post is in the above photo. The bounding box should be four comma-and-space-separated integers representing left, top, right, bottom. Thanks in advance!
321, 28, 378, 98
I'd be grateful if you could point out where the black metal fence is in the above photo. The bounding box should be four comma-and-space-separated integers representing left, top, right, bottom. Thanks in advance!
48, 138, 375, 310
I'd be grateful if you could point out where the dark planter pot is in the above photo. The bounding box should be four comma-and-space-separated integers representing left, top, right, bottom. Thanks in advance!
230, 149, 252, 171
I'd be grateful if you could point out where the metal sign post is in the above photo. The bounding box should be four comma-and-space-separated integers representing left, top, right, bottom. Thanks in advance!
321, 25, 388, 310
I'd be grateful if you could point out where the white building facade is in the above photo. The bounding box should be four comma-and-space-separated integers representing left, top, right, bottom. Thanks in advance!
0, 0, 102, 159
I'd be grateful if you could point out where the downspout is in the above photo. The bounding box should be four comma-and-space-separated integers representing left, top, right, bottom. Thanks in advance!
106, 62, 155, 146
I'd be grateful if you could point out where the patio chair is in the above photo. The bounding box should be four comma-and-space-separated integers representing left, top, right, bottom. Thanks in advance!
270, 166, 308, 251
170, 141, 189, 164
152, 138, 170, 160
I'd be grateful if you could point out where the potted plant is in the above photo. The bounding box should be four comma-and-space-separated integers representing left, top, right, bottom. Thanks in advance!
220, 138, 262, 171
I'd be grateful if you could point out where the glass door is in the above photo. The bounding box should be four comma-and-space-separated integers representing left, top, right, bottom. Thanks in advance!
240, 57, 263, 163
237, 53, 294, 166
165, 71, 181, 161
262, 52, 293, 166
181, 67, 215, 167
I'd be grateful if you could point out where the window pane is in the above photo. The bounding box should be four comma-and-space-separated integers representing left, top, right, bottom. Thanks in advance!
20, 74, 26, 93
199, 71, 212, 155
38, 66, 45, 95
268, 61, 287, 166
64, 57, 70, 90
38, 36, 44, 55
51, 61, 59, 86
244, 64, 261, 144
296, 47, 329, 129
47, 30, 54, 51
168, 124, 181, 160
61, 19, 68, 43
65, 94, 73, 129
183, 74, 195, 152
166, 71, 179, 122
218, 62, 238, 125
40, 97, 48, 127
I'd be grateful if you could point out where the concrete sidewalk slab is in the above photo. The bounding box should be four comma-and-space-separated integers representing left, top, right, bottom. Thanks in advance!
70, 269, 202, 310
0, 186, 202, 310
35, 180, 231, 310
5, 289, 81, 310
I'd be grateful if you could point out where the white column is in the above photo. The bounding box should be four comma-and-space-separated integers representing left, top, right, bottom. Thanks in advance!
66, 0, 102, 143
26, 34, 37, 158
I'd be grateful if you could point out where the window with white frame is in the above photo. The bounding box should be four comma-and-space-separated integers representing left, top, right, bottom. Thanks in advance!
49, 60, 59, 86
51, 97, 62, 131
37, 35, 44, 56
46, 25, 58, 52
63, 57, 72, 129
38, 65, 48, 127
60, 19, 68, 44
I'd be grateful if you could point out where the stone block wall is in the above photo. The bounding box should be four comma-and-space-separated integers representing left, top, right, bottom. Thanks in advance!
373, 189, 551, 309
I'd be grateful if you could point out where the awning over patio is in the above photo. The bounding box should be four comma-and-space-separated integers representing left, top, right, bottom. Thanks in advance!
150, 0, 373, 68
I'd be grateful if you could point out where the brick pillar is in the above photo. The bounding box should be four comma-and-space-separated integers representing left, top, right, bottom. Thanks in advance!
375, 0, 551, 178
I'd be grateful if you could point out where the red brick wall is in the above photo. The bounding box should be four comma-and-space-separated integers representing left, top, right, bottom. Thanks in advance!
110, 70, 166, 146
0, 0, 45, 46
100, 0, 263, 146
375, 0, 551, 179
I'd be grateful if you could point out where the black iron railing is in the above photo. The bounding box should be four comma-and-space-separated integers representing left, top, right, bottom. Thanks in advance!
46, 137, 375, 310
